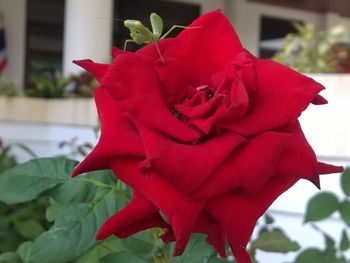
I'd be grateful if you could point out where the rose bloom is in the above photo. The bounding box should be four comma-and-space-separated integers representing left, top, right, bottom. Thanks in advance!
72, 10, 343, 263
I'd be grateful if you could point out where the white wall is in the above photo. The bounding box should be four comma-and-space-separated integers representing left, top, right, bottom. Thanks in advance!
0, 0, 26, 88
63, 0, 114, 75
0, 121, 97, 162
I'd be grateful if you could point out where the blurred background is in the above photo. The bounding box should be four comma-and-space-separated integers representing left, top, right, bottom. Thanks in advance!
1, 0, 350, 262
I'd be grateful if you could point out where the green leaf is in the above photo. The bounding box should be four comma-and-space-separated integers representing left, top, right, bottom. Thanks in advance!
304, 192, 339, 222
323, 232, 336, 254
76, 236, 124, 263
75, 245, 100, 263
295, 248, 325, 263
339, 200, 350, 226
13, 218, 45, 239
100, 251, 148, 263
250, 228, 300, 253
340, 229, 350, 251
49, 170, 118, 204
0, 158, 78, 204
170, 235, 218, 263
45, 198, 63, 222
207, 257, 229, 263
341, 168, 350, 196
17, 242, 32, 263
0, 252, 22, 263
21, 189, 119, 263
121, 231, 155, 255
0, 217, 23, 252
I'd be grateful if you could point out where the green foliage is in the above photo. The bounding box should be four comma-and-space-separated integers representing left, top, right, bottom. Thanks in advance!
248, 215, 300, 262
304, 192, 339, 222
25, 72, 73, 99
293, 169, 350, 262
340, 168, 350, 196
0, 251, 22, 263
340, 229, 350, 251
250, 228, 300, 254
295, 232, 348, 263
0, 140, 36, 173
100, 251, 149, 263
339, 200, 350, 226
294, 248, 344, 263
273, 23, 347, 73
0, 158, 234, 263
0, 158, 77, 204
0, 79, 18, 97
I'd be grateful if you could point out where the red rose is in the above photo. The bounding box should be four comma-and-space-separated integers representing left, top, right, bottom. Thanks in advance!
72, 10, 343, 263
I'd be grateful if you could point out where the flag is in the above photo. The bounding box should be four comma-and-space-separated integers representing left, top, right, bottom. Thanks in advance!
0, 13, 7, 72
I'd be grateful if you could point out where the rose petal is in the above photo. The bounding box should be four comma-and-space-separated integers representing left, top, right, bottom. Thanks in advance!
100, 53, 163, 100
277, 122, 343, 188
191, 131, 290, 199
137, 10, 244, 106
193, 212, 227, 258
277, 122, 318, 181
312, 94, 328, 105
117, 213, 169, 238
189, 78, 249, 134
72, 89, 144, 176
318, 162, 344, 174
127, 115, 245, 193
120, 97, 202, 142
206, 175, 298, 263
112, 46, 124, 57
160, 212, 227, 258
96, 191, 159, 240
73, 59, 109, 82
110, 159, 205, 256
223, 59, 325, 136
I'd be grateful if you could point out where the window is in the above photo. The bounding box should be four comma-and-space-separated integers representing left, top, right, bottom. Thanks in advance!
259, 16, 301, 58
25, 0, 65, 82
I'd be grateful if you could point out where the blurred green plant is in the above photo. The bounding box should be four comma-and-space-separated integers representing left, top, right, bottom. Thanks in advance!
0, 139, 47, 257
1, 69, 97, 99
0, 79, 19, 97
25, 72, 73, 99
0, 138, 36, 173
273, 23, 348, 73
248, 214, 300, 262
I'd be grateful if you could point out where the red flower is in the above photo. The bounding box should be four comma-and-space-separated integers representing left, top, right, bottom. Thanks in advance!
72, 10, 343, 263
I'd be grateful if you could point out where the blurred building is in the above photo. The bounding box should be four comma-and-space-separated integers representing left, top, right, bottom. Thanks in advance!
1, 0, 350, 88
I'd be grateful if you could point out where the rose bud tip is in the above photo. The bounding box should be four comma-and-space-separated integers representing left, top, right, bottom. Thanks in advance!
71, 170, 79, 177
96, 229, 110, 240
219, 251, 227, 258
309, 175, 321, 190
173, 243, 187, 257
